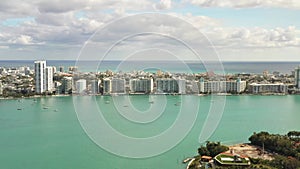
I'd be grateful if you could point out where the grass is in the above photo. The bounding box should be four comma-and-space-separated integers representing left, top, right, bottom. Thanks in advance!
215, 154, 250, 165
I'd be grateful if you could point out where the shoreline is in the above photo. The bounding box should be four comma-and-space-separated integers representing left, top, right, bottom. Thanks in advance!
0, 92, 297, 100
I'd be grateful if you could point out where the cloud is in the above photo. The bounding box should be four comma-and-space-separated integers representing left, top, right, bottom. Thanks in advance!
204, 26, 300, 49
0, 45, 9, 49
153, 0, 172, 10
0, 0, 299, 61
186, 0, 300, 9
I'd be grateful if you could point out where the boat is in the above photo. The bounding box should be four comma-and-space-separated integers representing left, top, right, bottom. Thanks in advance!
174, 102, 180, 106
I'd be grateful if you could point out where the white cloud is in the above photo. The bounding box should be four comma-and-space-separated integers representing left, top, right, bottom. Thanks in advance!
0, 45, 9, 49
0, 0, 299, 61
205, 26, 300, 49
153, 0, 172, 10
9, 35, 34, 45
186, 0, 300, 9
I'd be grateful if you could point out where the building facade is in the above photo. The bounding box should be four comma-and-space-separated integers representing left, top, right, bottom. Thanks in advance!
45, 66, 53, 92
249, 83, 287, 94
295, 66, 300, 89
61, 77, 73, 94
111, 78, 125, 94
156, 78, 186, 94
103, 78, 111, 95
76, 79, 87, 94
34, 60, 46, 94
34, 61, 54, 94
0, 80, 3, 95
130, 78, 153, 94
90, 80, 100, 94
198, 78, 246, 93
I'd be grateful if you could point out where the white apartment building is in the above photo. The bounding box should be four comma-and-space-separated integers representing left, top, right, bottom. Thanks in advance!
0, 80, 3, 95
45, 66, 54, 92
34, 60, 46, 94
130, 78, 153, 94
34, 60, 54, 94
103, 78, 126, 94
103, 78, 111, 95
198, 78, 246, 93
249, 83, 287, 94
111, 78, 125, 94
295, 66, 300, 89
76, 79, 87, 94
90, 80, 100, 94
156, 78, 186, 94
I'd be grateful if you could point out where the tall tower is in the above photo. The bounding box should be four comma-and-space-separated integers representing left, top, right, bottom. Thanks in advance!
45, 66, 53, 92
295, 66, 300, 89
34, 60, 46, 94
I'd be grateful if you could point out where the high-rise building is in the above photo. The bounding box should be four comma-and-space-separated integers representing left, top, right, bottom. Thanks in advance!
295, 66, 300, 89
111, 78, 125, 94
34, 60, 46, 94
156, 78, 186, 94
130, 78, 153, 94
103, 78, 111, 95
34, 60, 54, 94
249, 83, 287, 94
76, 79, 87, 94
59, 66, 64, 72
62, 77, 73, 94
0, 80, 3, 95
68, 66, 78, 72
90, 80, 100, 94
45, 66, 53, 92
198, 78, 246, 93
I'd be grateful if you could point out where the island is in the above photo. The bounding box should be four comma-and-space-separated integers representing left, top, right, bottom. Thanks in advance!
184, 131, 300, 169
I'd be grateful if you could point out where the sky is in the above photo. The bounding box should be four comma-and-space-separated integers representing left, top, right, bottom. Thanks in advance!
0, 0, 300, 61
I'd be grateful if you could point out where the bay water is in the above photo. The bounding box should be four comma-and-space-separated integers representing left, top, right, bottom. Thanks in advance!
0, 95, 299, 169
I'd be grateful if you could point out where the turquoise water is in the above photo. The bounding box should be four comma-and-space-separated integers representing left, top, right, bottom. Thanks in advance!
1, 60, 300, 74
0, 95, 300, 169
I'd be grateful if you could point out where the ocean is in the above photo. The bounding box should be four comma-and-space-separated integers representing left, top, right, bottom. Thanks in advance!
0, 60, 300, 74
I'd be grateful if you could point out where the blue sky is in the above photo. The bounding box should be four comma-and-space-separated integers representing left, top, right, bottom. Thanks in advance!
0, 0, 299, 61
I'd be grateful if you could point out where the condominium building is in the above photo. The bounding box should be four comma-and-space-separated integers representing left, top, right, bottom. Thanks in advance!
111, 78, 125, 94
61, 77, 73, 94
90, 80, 100, 94
295, 66, 300, 89
130, 78, 153, 94
103, 78, 111, 95
45, 66, 53, 92
198, 78, 246, 93
34, 60, 46, 94
59, 66, 64, 72
249, 83, 287, 94
34, 60, 54, 94
156, 78, 186, 94
68, 66, 78, 72
0, 80, 3, 95
75, 79, 87, 94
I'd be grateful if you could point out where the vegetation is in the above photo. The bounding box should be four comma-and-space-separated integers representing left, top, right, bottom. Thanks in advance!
249, 131, 300, 169
188, 131, 300, 169
198, 141, 229, 157
249, 131, 300, 160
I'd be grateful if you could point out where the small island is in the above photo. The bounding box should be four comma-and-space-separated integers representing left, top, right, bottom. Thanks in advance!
184, 131, 300, 169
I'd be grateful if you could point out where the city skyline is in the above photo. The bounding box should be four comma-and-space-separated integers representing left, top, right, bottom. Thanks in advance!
0, 1, 300, 61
